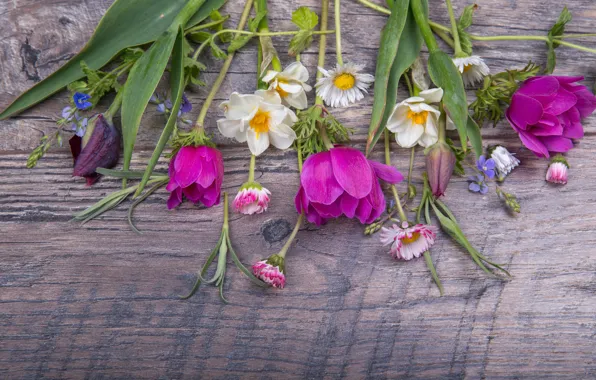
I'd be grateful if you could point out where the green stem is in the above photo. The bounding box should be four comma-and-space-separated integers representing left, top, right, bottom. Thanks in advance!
384, 129, 407, 221
174, 0, 207, 25
559, 33, 596, 39
335, 0, 343, 65
316, 0, 330, 106
438, 104, 447, 143
194, 0, 254, 128
278, 213, 304, 259
403, 73, 413, 97
355, 0, 390, 14
429, 20, 451, 33
255, 0, 282, 73
552, 39, 596, 54
320, 124, 334, 150
105, 90, 124, 119
407, 147, 415, 191
223, 192, 229, 229
185, 16, 230, 35
248, 154, 256, 183
411, 0, 439, 53
424, 251, 444, 295
444, 0, 463, 56
431, 25, 455, 49
470, 34, 548, 42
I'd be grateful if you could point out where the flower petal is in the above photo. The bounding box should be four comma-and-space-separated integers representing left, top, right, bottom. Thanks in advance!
418, 88, 443, 104
396, 123, 424, 148
268, 123, 297, 150
339, 193, 359, 218
330, 147, 373, 199
518, 130, 550, 158
246, 128, 270, 156
507, 93, 544, 130
174, 147, 203, 188
217, 118, 245, 139
540, 136, 573, 153
301, 151, 344, 205
369, 160, 404, 184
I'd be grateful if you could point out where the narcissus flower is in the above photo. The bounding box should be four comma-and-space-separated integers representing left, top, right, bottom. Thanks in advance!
166, 145, 224, 209
252, 254, 285, 288
506, 76, 596, 158
233, 182, 271, 215
490, 146, 520, 180
262, 62, 312, 110
315, 62, 374, 108
452, 56, 490, 87
295, 146, 403, 226
546, 155, 569, 185
217, 90, 297, 156
386, 88, 456, 148
380, 221, 438, 261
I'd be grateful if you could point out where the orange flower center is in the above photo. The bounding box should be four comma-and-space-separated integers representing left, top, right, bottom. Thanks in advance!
334, 73, 356, 90
463, 64, 473, 73
250, 109, 271, 139
406, 110, 429, 125
402, 232, 421, 244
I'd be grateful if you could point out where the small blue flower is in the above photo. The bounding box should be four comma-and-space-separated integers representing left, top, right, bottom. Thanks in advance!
180, 94, 193, 114
468, 174, 488, 194
73, 92, 92, 110
477, 155, 496, 179
156, 103, 166, 114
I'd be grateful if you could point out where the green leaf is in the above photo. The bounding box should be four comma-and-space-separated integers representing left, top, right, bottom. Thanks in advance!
546, 41, 556, 74
428, 50, 468, 150
0, 0, 224, 119
466, 116, 483, 157
548, 6, 572, 46
228, 35, 254, 53
210, 39, 228, 59
249, 11, 268, 32
365, 0, 413, 156
288, 30, 314, 56
367, 2, 424, 155
95, 168, 167, 179
458, 4, 477, 30
292, 6, 319, 30
135, 27, 186, 197
189, 31, 212, 43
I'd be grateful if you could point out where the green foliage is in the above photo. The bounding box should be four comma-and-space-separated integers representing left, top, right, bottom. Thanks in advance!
546, 7, 572, 73
457, 4, 477, 55
496, 187, 521, 213
288, 7, 320, 56
27, 133, 55, 169
227, 11, 266, 54
446, 137, 468, 176
469, 62, 541, 126
293, 106, 352, 158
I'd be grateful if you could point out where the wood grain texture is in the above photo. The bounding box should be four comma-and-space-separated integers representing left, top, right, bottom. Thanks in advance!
2, 0, 596, 378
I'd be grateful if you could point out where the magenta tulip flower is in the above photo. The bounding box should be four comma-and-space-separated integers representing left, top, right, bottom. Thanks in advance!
506, 76, 596, 158
295, 146, 403, 226
166, 145, 224, 209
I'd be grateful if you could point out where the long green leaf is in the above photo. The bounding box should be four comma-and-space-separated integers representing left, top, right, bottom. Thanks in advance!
466, 116, 483, 157
367, 2, 426, 155
135, 27, 186, 197
427, 50, 468, 150
365, 0, 411, 156
0, 0, 225, 120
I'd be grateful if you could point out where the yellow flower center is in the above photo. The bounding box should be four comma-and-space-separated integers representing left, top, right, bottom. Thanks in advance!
333, 73, 356, 90
406, 109, 429, 125
463, 64, 473, 73
250, 109, 271, 139
276, 79, 289, 98
402, 232, 421, 244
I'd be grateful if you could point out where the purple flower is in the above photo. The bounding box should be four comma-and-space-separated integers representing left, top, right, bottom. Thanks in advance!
155, 93, 192, 117
426, 142, 456, 197
506, 76, 596, 158
476, 155, 496, 179
73, 92, 92, 110
166, 146, 224, 209
62, 106, 87, 137
468, 174, 488, 194
180, 94, 193, 114
294, 146, 403, 226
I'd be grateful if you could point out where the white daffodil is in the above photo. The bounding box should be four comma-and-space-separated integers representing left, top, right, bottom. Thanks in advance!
217, 91, 297, 156
386, 88, 456, 148
315, 62, 374, 108
262, 61, 312, 110
452, 56, 490, 87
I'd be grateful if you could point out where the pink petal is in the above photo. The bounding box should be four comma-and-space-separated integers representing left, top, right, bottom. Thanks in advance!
540, 136, 573, 153
518, 130, 550, 158
519, 76, 559, 106
572, 87, 596, 118
369, 160, 404, 184
531, 113, 562, 136
174, 146, 203, 188
544, 86, 577, 115
182, 183, 204, 203
340, 193, 359, 218
200, 183, 221, 208
301, 151, 344, 205
508, 93, 544, 130
553, 76, 584, 84
355, 198, 373, 225
196, 157, 217, 188
312, 199, 343, 218
167, 188, 183, 209
306, 205, 326, 226
561, 107, 584, 139
330, 147, 373, 199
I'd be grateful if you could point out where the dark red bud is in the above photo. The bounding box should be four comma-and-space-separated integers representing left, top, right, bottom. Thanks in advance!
426, 142, 456, 197
73, 114, 120, 186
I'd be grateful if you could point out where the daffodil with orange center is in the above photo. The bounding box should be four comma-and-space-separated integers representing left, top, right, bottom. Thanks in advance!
262, 62, 311, 110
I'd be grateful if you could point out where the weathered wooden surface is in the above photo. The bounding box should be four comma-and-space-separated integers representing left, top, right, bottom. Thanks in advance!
2, 0, 596, 378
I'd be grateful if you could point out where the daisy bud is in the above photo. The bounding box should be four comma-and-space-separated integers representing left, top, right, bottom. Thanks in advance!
426, 142, 456, 197
380, 221, 438, 261
233, 182, 271, 215
489, 145, 520, 181
252, 254, 285, 288
546, 155, 569, 185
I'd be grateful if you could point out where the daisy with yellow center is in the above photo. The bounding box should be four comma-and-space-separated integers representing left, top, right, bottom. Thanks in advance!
315, 62, 374, 108
452, 56, 490, 87
217, 90, 297, 156
262, 62, 312, 110
380, 221, 438, 261
386, 88, 456, 148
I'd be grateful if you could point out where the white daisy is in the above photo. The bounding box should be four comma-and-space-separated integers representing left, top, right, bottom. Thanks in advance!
380, 221, 438, 261
217, 90, 297, 156
315, 62, 374, 108
490, 145, 520, 180
262, 61, 312, 110
452, 55, 490, 87
386, 88, 456, 148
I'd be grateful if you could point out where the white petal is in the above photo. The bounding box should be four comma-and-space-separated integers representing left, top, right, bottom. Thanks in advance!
418, 118, 439, 147
255, 89, 281, 105
446, 115, 457, 131
418, 88, 444, 104
259, 103, 287, 126
262, 70, 279, 83
285, 90, 308, 110
278, 81, 303, 94
396, 124, 424, 148
226, 93, 261, 119
386, 104, 410, 133
217, 118, 245, 139
283, 61, 309, 82
247, 128, 270, 156
268, 123, 297, 150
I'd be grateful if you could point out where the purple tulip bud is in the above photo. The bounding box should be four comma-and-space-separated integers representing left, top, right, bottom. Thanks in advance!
426, 142, 456, 197
72, 114, 121, 186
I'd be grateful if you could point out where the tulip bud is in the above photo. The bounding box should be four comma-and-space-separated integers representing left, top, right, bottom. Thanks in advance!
426, 141, 456, 197
72, 114, 121, 185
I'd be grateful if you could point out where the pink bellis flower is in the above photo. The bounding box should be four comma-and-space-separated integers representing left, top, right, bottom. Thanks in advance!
233, 182, 271, 215
295, 146, 404, 226
166, 145, 224, 209
506, 76, 596, 158
380, 221, 438, 261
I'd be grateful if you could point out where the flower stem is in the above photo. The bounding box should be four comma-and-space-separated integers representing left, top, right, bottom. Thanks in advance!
552, 39, 596, 54
278, 213, 304, 259
407, 147, 415, 190
431, 25, 455, 49
444, 0, 463, 56
470, 34, 548, 42
424, 251, 444, 295
316, 0, 330, 106
223, 192, 229, 229
194, 0, 254, 128
185, 16, 230, 35
355, 0, 390, 15
334, 0, 343, 65
255, 0, 283, 73
411, 0, 439, 53
384, 129, 407, 222
248, 154, 256, 183
105, 89, 124, 119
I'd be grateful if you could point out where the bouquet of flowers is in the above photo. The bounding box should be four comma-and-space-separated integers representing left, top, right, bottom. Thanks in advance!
3, 0, 596, 299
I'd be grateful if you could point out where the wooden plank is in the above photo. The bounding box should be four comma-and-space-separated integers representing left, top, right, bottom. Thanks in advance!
1, 0, 596, 378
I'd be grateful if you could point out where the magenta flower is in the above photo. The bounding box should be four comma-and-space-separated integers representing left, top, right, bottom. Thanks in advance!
166, 146, 224, 209
506, 76, 596, 158
546, 155, 569, 185
295, 146, 403, 226
252, 255, 286, 288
